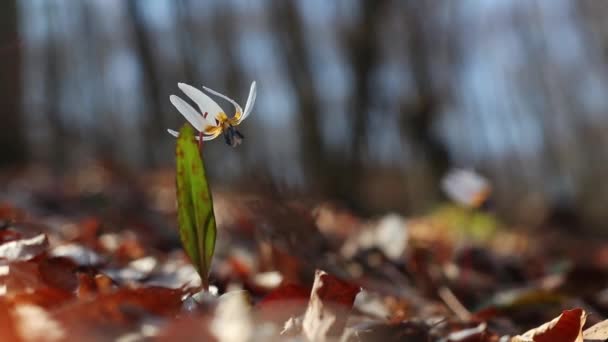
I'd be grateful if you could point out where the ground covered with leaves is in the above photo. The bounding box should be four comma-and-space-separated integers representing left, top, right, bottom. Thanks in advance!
1, 164, 608, 341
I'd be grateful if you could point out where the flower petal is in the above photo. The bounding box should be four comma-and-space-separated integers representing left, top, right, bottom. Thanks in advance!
202, 134, 219, 141
241, 81, 257, 122
167, 128, 180, 137
178, 83, 224, 126
170, 95, 206, 131
202, 85, 243, 122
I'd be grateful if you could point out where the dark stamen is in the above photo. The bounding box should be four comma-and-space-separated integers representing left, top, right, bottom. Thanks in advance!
223, 126, 244, 147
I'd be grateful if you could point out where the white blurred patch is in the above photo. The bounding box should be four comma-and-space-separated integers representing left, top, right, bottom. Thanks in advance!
99, 233, 121, 252
252, 271, 283, 289
104, 256, 158, 282
115, 320, 162, 342
50, 243, 104, 266
13, 305, 65, 342
145, 252, 201, 289
353, 290, 390, 319
0, 265, 9, 276
341, 214, 408, 261
441, 169, 490, 207
211, 290, 253, 342
0, 234, 47, 261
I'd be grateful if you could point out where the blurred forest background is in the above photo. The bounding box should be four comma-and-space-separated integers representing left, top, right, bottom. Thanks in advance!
2, 0, 608, 231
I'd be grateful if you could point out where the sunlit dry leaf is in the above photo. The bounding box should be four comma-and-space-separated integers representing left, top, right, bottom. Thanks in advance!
211, 290, 253, 342
0, 234, 47, 261
302, 269, 360, 342
511, 308, 586, 342
13, 304, 65, 342
583, 318, 608, 340
281, 315, 303, 336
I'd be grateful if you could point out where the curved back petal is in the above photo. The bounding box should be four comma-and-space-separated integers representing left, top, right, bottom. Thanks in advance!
202, 86, 243, 121
242, 81, 257, 121
178, 83, 224, 126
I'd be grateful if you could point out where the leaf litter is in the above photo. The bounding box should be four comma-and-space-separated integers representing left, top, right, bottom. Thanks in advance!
0, 163, 607, 341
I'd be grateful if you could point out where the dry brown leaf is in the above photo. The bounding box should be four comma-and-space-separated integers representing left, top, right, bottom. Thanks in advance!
302, 269, 360, 342
0, 234, 47, 262
583, 318, 608, 340
511, 308, 586, 342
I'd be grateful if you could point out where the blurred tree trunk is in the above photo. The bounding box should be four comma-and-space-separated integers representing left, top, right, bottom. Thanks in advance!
127, 0, 164, 166
0, 0, 26, 166
346, 1, 383, 159
80, 1, 115, 164
401, 1, 449, 204
269, 0, 325, 193
338, 0, 385, 211
212, 5, 243, 96
44, 2, 66, 170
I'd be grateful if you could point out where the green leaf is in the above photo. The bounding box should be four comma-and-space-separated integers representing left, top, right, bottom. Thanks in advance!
175, 124, 217, 289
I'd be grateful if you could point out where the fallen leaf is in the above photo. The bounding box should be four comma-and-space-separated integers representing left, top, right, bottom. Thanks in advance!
511, 308, 586, 342
583, 318, 608, 340
302, 269, 360, 341
0, 234, 47, 262
257, 283, 310, 323
38, 257, 78, 292
54, 286, 183, 328
211, 290, 253, 342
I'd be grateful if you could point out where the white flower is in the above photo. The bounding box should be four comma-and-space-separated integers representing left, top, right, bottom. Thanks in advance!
168, 81, 257, 147
441, 169, 491, 208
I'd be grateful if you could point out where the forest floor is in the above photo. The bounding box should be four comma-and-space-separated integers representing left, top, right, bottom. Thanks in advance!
0, 163, 607, 342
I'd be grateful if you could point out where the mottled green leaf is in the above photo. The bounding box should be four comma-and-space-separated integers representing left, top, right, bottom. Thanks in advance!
175, 124, 216, 289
